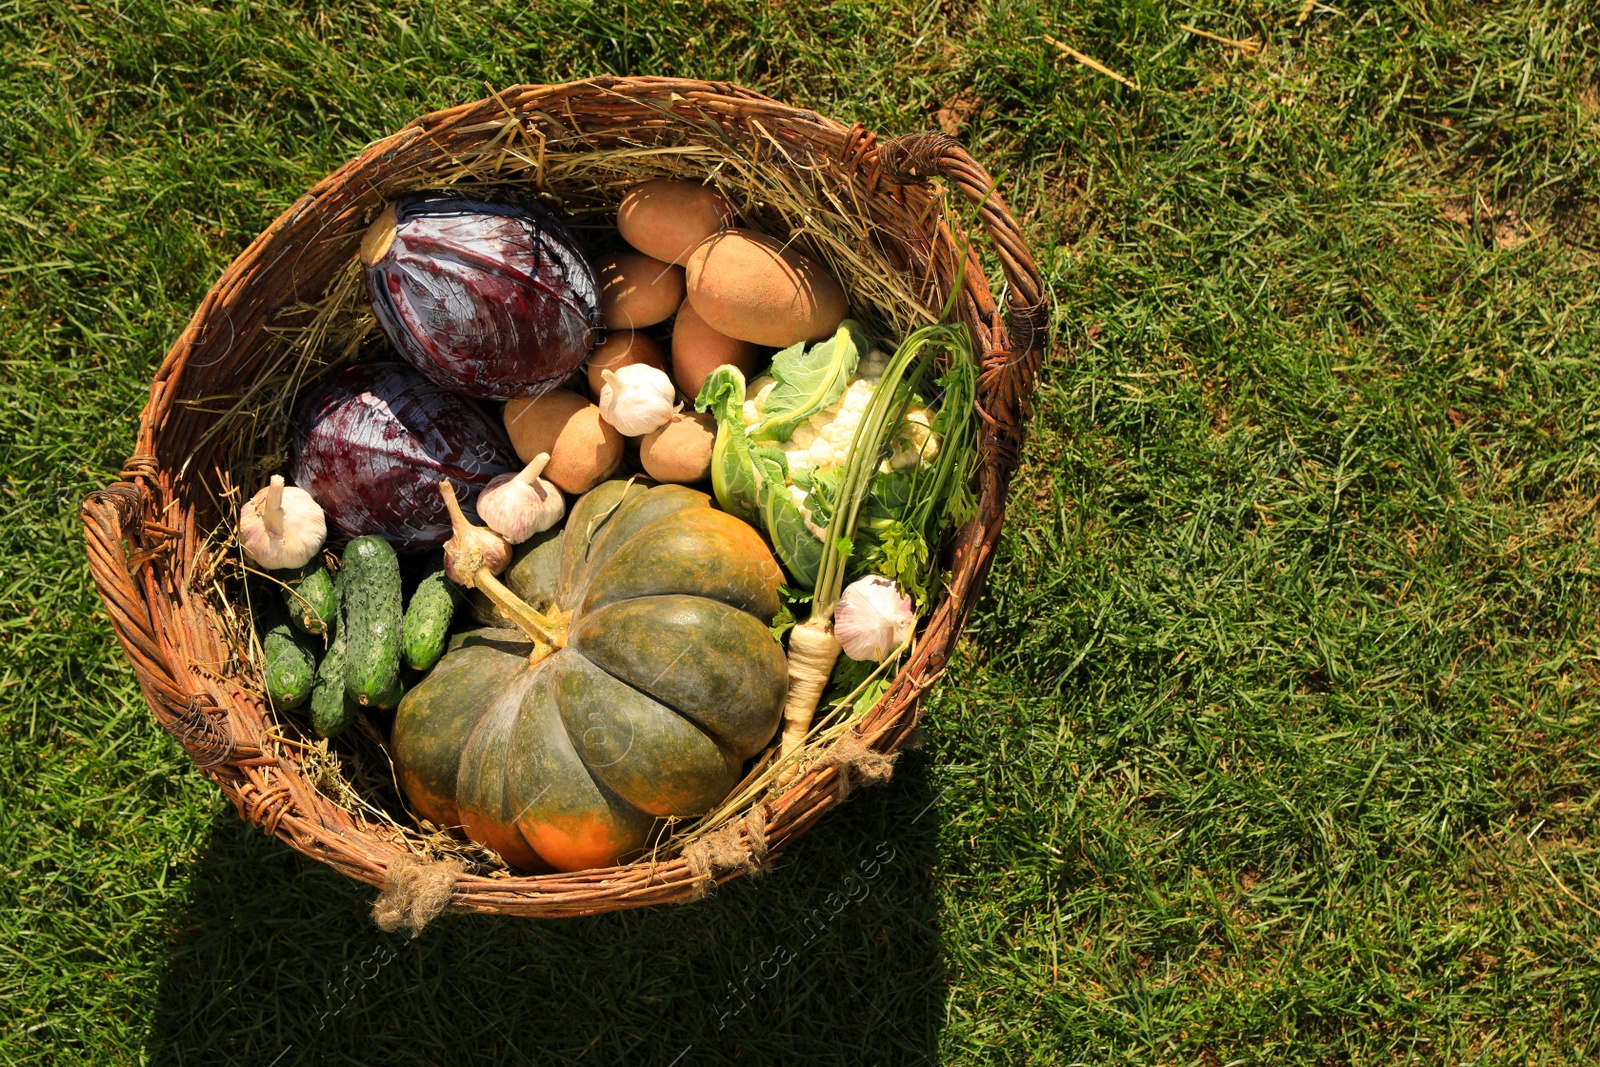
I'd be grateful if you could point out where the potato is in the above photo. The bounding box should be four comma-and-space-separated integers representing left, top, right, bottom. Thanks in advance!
359, 204, 399, 266
617, 180, 734, 266
597, 251, 685, 330
639, 411, 717, 485
586, 330, 667, 399
684, 229, 847, 348
671, 299, 763, 398
502, 388, 624, 494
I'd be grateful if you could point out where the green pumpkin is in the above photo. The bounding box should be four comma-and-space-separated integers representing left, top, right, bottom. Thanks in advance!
391, 481, 788, 871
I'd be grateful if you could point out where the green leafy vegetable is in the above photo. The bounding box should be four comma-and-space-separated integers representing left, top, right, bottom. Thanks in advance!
855, 334, 979, 606
697, 364, 826, 587
768, 600, 797, 641
809, 326, 943, 609
753, 444, 824, 588
695, 365, 763, 523
749, 321, 866, 443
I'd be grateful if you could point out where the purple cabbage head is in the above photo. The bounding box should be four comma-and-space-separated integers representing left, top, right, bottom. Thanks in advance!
289, 362, 517, 548
363, 192, 599, 400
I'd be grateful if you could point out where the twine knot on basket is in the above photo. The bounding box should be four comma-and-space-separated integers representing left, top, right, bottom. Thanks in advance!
373, 853, 465, 936
816, 732, 899, 801
683, 807, 770, 898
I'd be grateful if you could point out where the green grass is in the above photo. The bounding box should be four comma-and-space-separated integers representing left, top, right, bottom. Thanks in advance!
4, 0, 1599, 1063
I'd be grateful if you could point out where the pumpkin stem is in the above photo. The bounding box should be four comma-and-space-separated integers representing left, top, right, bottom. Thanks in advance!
474, 569, 569, 651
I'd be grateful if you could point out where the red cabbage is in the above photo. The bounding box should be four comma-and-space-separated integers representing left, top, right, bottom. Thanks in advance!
290, 362, 517, 548
364, 193, 599, 400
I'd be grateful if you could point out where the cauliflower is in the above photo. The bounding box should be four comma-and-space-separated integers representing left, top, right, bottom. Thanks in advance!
742, 349, 933, 478
887, 407, 940, 471
700, 320, 978, 607
700, 325, 953, 589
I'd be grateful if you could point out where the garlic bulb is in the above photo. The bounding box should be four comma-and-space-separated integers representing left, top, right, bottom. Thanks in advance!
476, 453, 565, 544
239, 475, 326, 570
833, 575, 916, 663
598, 363, 678, 436
439, 479, 511, 588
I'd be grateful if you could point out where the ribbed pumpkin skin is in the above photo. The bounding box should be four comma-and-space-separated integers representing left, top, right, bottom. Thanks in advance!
391, 481, 787, 871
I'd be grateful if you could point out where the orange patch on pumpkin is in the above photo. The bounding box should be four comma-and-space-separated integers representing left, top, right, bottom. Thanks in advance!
518, 814, 645, 872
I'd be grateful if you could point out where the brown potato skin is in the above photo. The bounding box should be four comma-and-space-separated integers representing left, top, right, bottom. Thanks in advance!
670, 299, 763, 398
597, 252, 685, 330
585, 330, 667, 398
617, 180, 734, 265
503, 389, 624, 494
684, 229, 847, 348
639, 411, 716, 484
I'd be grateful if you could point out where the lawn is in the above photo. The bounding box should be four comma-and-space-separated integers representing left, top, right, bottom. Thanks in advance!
4, 0, 1599, 1063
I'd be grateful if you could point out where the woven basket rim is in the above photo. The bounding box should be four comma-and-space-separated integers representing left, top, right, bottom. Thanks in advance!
80, 75, 1048, 920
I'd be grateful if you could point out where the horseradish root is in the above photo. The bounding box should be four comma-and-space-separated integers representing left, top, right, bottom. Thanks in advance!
776, 616, 844, 760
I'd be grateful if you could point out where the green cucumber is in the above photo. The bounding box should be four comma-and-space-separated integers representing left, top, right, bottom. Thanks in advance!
283, 561, 339, 636
261, 609, 315, 711
341, 535, 404, 708
308, 606, 357, 737
403, 563, 459, 672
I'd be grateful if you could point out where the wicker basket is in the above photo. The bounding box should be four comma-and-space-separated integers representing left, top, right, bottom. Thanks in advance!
80, 76, 1047, 921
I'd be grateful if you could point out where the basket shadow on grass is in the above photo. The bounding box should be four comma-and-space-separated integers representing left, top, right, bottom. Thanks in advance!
143, 751, 945, 1066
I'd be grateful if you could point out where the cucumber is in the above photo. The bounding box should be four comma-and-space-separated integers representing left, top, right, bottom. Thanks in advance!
283, 561, 339, 636
341, 535, 405, 708
308, 606, 358, 737
261, 609, 315, 711
403, 563, 459, 671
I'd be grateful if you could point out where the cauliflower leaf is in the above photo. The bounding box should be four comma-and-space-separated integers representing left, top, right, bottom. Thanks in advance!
696, 365, 762, 523
697, 364, 825, 587
749, 321, 867, 443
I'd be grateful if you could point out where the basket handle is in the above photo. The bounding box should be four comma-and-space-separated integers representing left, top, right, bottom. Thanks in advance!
879, 132, 1051, 369
81, 479, 176, 686
80, 479, 238, 764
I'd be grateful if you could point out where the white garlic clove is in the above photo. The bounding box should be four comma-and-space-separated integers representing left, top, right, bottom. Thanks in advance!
598, 363, 678, 437
833, 575, 916, 663
476, 453, 566, 544
239, 475, 326, 570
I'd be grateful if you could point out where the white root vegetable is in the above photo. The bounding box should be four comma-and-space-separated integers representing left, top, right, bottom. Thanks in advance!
777, 617, 843, 760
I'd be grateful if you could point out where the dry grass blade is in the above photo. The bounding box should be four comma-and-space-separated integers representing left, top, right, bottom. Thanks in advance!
1043, 34, 1139, 91
1179, 23, 1264, 56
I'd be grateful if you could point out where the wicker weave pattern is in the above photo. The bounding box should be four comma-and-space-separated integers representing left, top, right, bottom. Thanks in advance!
80, 76, 1046, 918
